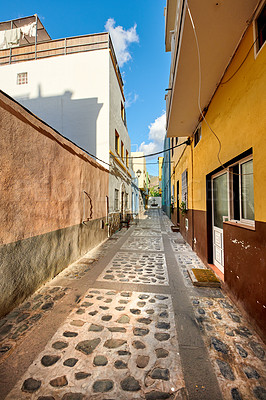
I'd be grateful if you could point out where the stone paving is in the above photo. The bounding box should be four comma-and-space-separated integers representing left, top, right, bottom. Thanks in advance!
97, 252, 169, 285
122, 237, 164, 251
0, 286, 68, 362
0, 210, 265, 400
192, 297, 266, 400
6, 289, 184, 399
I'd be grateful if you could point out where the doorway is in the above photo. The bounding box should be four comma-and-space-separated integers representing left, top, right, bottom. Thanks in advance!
212, 171, 228, 273
176, 180, 180, 224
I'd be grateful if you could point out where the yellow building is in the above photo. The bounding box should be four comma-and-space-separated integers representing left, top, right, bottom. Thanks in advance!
165, 0, 266, 337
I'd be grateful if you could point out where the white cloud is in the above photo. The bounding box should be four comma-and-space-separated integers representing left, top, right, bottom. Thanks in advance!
139, 112, 166, 155
105, 18, 139, 67
125, 92, 139, 108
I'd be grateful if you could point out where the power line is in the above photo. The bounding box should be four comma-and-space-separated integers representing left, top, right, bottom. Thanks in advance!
128, 139, 190, 159
187, 3, 253, 176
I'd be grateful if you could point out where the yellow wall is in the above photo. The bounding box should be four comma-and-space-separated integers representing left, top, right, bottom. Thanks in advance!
172, 23, 266, 222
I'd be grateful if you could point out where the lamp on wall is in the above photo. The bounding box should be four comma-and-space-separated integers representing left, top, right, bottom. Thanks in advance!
136, 169, 142, 178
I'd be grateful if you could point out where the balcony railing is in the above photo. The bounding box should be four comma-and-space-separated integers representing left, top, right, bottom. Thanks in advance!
0, 32, 123, 90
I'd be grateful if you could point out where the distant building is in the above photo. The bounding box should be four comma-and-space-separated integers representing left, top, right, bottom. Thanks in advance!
165, 0, 266, 337
0, 15, 132, 233
131, 152, 149, 213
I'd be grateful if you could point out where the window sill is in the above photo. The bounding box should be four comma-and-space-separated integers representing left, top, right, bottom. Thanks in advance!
224, 221, 256, 231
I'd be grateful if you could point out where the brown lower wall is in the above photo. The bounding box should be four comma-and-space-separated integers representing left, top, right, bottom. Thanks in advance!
0, 218, 108, 318
223, 221, 266, 339
175, 207, 266, 339
174, 209, 193, 248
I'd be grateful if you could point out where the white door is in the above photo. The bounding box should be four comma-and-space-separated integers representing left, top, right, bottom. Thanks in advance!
212, 172, 228, 273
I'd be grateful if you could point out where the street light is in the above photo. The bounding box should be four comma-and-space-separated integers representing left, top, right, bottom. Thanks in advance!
136, 169, 142, 178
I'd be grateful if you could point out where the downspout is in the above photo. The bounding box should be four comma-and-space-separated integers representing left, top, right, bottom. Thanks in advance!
191, 140, 195, 250
106, 195, 110, 237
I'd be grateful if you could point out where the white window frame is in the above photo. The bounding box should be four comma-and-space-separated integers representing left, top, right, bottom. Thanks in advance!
17, 72, 28, 85
229, 155, 255, 227
253, 0, 266, 58
181, 169, 188, 208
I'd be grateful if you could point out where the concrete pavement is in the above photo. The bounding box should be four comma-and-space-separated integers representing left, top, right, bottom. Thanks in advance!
0, 210, 265, 400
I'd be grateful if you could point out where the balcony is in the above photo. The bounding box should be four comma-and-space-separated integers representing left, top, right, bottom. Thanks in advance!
0, 15, 123, 91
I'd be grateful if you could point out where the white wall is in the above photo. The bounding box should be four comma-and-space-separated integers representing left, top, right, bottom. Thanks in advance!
132, 152, 147, 191
108, 55, 131, 213
0, 50, 110, 167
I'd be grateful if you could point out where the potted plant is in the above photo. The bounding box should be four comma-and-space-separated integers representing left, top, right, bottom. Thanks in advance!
179, 201, 187, 216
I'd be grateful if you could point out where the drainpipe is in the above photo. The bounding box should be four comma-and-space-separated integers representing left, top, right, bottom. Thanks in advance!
106, 195, 110, 237
191, 139, 195, 250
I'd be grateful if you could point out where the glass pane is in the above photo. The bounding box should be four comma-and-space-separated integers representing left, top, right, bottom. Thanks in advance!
241, 160, 254, 220
213, 173, 228, 229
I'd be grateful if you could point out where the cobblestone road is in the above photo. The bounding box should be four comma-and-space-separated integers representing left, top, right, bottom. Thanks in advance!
0, 210, 265, 400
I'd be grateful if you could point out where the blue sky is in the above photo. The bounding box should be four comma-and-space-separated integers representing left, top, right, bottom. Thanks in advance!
2, 0, 171, 176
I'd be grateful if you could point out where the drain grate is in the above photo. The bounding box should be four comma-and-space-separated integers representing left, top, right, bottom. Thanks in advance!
188, 268, 221, 287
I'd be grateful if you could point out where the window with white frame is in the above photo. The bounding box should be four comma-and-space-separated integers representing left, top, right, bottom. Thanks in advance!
182, 169, 188, 208
229, 157, 254, 224
114, 189, 119, 211
255, 3, 266, 54
17, 72, 28, 85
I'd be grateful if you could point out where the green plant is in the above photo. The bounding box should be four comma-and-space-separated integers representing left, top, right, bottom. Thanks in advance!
179, 201, 187, 216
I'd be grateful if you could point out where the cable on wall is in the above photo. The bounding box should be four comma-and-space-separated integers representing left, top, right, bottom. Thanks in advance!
187, 3, 253, 176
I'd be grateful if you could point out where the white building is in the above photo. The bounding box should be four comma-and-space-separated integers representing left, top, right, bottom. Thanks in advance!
0, 15, 132, 233
131, 151, 149, 213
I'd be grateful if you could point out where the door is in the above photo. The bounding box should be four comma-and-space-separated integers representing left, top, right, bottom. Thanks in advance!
212, 172, 228, 273
176, 181, 180, 224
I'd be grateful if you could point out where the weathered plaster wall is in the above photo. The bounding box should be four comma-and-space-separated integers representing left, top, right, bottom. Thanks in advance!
0, 91, 109, 317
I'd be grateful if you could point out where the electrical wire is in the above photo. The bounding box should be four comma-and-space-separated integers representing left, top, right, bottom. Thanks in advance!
127, 139, 190, 159
187, 3, 253, 176
221, 23, 265, 85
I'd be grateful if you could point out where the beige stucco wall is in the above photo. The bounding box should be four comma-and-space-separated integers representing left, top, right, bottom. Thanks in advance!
0, 91, 109, 246
0, 91, 109, 316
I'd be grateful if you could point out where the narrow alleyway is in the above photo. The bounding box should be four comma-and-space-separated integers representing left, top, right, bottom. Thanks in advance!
0, 210, 265, 400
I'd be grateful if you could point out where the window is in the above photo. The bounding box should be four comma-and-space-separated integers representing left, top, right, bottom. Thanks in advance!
126, 150, 129, 167
121, 141, 124, 161
182, 169, 188, 208
125, 193, 128, 210
115, 130, 119, 154
114, 189, 119, 211
194, 125, 201, 147
229, 157, 254, 224
256, 3, 266, 53
17, 72, 28, 85
121, 102, 125, 122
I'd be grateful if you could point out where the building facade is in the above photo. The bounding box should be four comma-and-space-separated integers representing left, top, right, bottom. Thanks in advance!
131, 152, 149, 213
0, 90, 109, 317
0, 15, 132, 234
165, 0, 266, 337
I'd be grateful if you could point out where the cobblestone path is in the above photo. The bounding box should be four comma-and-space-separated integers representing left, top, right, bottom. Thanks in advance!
0, 210, 265, 400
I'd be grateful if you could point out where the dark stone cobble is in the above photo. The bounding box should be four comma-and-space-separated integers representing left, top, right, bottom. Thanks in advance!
120, 376, 141, 391
216, 359, 235, 380
22, 378, 41, 393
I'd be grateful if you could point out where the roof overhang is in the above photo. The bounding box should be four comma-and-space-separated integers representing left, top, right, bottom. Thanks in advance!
166, 0, 260, 137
